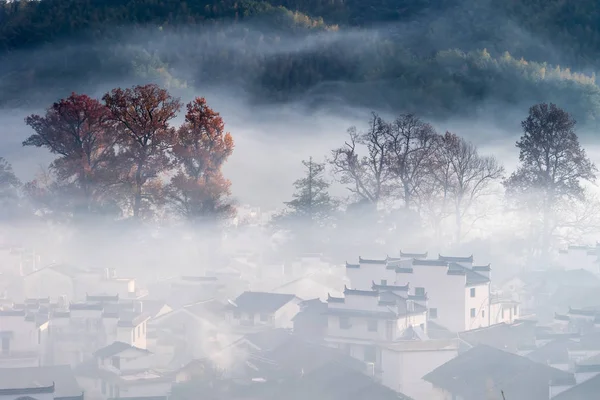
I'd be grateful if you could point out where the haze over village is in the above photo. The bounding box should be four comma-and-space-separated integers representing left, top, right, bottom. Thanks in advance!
6, 1, 600, 400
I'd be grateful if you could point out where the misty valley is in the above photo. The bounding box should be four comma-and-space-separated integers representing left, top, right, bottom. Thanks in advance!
3, 0, 600, 400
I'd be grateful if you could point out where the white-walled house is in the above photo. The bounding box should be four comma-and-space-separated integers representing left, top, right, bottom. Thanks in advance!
0, 307, 50, 367
224, 291, 302, 335
558, 245, 600, 274
324, 286, 427, 375
22, 264, 95, 302
75, 341, 170, 400
48, 297, 149, 366
346, 254, 491, 332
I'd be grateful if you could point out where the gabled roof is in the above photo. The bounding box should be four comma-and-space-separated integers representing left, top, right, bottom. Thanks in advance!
552, 373, 600, 400
229, 292, 298, 314
0, 365, 83, 398
448, 263, 489, 285
24, 263, 88, 279
423, 345, 574, 400
458, 321, 537, 353
232, 328, 294, 352
93, 341, 151, 359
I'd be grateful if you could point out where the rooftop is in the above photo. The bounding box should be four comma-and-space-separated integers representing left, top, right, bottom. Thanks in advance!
0, 365, 83, 398
438, 254, 474, 263
229, 292, 298, 314
93, 341, 151, 359
424, 345, 574, 400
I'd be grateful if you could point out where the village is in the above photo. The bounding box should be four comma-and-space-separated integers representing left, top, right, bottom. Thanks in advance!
0, 237, 600, 400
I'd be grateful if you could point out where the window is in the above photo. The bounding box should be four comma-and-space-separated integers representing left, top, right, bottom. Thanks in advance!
502, 309, 505, 318
137, 326, 141, 338
470, 308, 476, 318
367, 319, 378, 332
233, 311, 241, 319
260, 314, 269, 322
429, 308, 438, 319
470, 288, 476, 298
1, 337, 9, 353
143, 323, 146, 334
381, 279, 387, 286
364, 345, 377, 363
415, 287, 425, 296
482, 310, 485, 318
514, 306, 518, 315
339, 317, 351, 329
101, 381, 107, 395
111, 356, 121, 369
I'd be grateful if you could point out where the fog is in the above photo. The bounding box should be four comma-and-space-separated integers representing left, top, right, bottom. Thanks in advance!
2, 9, 600, 400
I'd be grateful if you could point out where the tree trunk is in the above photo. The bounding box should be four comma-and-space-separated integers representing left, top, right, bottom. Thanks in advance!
133, 161, 144, 219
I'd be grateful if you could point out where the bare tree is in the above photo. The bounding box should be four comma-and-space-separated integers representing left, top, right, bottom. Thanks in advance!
504, 103, 596, 260
385, 113, 438, 209
437, 132, 504, 243
329, 113, 393, 205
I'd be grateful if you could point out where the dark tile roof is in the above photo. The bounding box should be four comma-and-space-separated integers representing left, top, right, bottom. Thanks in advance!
0, 365, 83, 398
93, 341, 151, 358
552, 373, 600, 400
395, 267, 414, 273
327, 294, 344, 303
400, 250, 427, 259
343, 286, 379, 297
229, 292, 297, 314
472, 264, 492, 272
358, 257, 387, 265
345, 262, 360, 269
438, 254, 474, 263
371, 282, 409, 291
412, 259, 448, 267
423, 345, 574, 400
458, 321, 537, 353
448, 263, 490, 285
526, 338, 573, 365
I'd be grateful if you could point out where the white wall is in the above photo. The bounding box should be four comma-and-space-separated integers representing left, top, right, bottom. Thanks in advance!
395, 266, 467, 332
464, 283, 490, 331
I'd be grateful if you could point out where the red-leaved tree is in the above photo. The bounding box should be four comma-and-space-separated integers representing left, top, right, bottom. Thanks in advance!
103, 84, 182, 219
23, 93, 118, 214
168, 97, 235, 223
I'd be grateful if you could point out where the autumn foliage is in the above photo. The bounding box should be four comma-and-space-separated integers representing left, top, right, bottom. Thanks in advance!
23, 84, 235, 222
168, 97, 235, 222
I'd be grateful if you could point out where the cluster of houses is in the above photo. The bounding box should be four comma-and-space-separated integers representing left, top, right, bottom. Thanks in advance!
2, 242, 600, 399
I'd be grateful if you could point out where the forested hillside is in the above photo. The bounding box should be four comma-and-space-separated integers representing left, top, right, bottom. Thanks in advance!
2, 0, 600, 125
